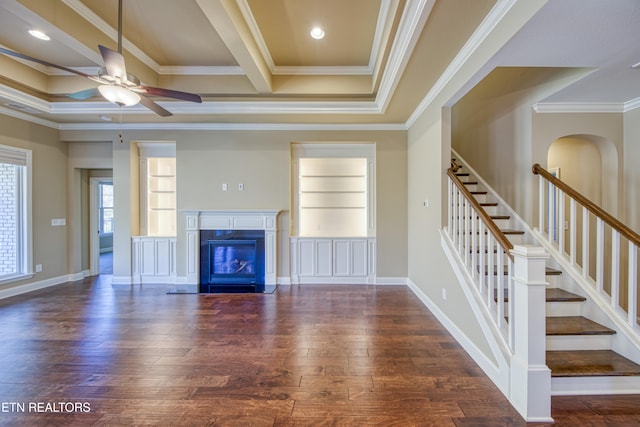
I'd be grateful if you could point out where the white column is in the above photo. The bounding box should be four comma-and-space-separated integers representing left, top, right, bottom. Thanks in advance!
184, 212, 200, 288
509, 245, 552, 423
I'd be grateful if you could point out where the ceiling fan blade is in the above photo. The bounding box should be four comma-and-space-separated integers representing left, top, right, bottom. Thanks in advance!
68, 87, 101, 100
0, 46, 94, 78
138, 85, 202, 103
138, 94, 172, 117
98, 45, 128, 81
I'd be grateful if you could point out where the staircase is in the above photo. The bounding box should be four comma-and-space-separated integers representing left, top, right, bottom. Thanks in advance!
453, 160, 640, 395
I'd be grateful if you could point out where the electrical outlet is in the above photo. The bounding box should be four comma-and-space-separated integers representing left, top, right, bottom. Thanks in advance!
222, 183, 228, 191
442, 288, 447, 300
423, 199, 429, 208
238, 183, 244, 191
35, 264, 42, 272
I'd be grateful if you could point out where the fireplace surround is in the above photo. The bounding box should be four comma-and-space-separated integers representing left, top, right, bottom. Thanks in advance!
183, 210, 280, 293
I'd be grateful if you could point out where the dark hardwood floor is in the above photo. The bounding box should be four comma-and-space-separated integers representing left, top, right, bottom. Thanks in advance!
1, 277, 639, 426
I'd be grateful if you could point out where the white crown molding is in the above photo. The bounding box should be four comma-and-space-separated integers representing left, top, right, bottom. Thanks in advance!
405, 0, 520, 128
625, 97, 640, 112
0, 84, 51, 113
58, 121, 407, 131
271, 66, 372, 76
50, 99, 382, 115
158, 66, 245, 76
0, 106, 58, 129
376, 0, 435, 113
532, 102, 625, 114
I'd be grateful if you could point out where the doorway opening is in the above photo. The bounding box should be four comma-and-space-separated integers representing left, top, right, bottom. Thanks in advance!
90, 177, 114, 275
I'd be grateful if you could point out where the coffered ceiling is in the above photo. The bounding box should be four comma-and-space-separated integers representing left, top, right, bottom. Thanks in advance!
0, 0, 639, 129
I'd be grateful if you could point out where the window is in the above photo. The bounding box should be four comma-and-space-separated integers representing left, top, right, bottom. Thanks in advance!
291, 143, 375, 238
99, 182, 114, 234
0, 144, 32, 282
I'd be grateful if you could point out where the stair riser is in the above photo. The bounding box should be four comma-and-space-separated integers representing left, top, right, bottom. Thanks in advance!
545, 275, 561, 287
546, 301, 582, 317
505, 234, 526, 245
551, 376, 640, 395
472, 194, 488, 203
547, 335, 612, 351
483, 206, 498, 216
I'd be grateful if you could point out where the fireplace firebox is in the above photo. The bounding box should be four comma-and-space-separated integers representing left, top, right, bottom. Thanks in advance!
199, 230, 265, 293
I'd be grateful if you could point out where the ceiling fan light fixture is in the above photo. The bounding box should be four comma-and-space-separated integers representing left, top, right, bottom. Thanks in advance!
310, 27, 325, 40
98, 84, 140, 106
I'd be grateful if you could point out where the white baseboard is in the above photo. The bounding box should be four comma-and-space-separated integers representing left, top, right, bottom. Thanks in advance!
406, 278, 506, 393
0, 273, 86, 300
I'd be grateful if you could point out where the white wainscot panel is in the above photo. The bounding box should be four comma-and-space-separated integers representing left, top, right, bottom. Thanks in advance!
291, 237, 375, 284
132, 236, 177, 284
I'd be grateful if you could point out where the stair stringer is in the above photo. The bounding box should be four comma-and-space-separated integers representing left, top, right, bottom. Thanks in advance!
438, 228, 512, 398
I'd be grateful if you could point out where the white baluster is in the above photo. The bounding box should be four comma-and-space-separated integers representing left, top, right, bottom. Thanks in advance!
464, 199, 470, 267
611, 230, 620, 309
570, 198, 576, 265
479, 222, 486, 294
538, 175, 544, 234
596, 218, 604, 293
582, 208, 590, 279
496, 245, 505, 326
629, 243, 638, 328
471, 208, 478, 279
448, 178, 452, 236
487, 233, 494, 308
558, 189, 565, 253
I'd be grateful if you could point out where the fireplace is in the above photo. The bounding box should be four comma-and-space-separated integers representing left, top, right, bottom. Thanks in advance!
199, 230, 265, 293
183, 210, 280, 293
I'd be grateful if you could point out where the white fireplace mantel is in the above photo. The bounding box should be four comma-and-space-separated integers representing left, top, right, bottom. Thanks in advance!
183, 210, 280, 290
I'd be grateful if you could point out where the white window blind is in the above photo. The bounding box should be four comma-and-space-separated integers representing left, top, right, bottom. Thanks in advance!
0, 146, 28, 166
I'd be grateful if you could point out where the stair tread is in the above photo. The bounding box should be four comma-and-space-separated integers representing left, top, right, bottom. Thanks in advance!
546, 288, 585, 302
547, 350, 640, 377
545, 267, 562, 275
480, 202, 498, 207
489, 266, 565, 276
501, 229, 525, 235
499, 287, 582, 302
463, 181, 479, 185
547, 316, 615, 336
471, 191, 487, 195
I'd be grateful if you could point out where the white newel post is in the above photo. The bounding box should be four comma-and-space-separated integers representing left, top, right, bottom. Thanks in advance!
509, 245, 552, 422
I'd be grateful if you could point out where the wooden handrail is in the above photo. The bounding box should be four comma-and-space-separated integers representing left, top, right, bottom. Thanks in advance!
532, 163, 640, 247
447, 165, 514, 260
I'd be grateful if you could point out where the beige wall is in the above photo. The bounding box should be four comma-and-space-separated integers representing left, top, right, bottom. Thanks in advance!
62, 128, 408, 280
623, 108, 640, 233
532, 113, 624, 219
0, 115, 66, 292
547, 137, 602, 204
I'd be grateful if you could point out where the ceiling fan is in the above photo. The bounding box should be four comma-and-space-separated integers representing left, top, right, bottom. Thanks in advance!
0, 0, 201, 117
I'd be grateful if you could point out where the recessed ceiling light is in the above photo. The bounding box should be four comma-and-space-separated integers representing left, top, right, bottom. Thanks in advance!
310, 27, 325, 40
28, 30, 50, 41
